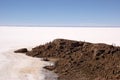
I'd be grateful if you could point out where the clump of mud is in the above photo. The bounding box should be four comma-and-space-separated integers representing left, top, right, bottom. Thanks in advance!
20, 39, 120, 80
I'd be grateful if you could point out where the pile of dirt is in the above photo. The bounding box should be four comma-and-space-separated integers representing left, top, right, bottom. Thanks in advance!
22, 39, 120, 80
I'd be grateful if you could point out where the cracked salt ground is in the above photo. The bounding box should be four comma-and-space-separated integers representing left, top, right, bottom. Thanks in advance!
0, 50, 58, 80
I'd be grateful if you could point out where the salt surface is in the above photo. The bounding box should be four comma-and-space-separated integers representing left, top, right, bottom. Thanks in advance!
0, 50, 57, 80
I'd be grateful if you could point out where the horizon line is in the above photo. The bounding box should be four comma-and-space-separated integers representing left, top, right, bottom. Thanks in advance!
0, 25, 120, 27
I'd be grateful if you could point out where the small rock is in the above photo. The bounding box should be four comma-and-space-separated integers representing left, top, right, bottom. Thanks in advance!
94, 49, 105, 56
42, 58, 50, 61
71, 42, 80, 47
44, 66, 55, 71
14, 48, 28, 53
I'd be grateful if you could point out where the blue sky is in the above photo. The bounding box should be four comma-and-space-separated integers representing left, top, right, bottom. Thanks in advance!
0, 0, 120, 26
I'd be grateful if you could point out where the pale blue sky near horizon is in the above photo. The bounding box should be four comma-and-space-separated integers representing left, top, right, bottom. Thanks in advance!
0, 0, 120, 26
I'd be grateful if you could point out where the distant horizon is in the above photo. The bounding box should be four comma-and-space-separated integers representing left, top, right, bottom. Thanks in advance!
0, 25, 120, 27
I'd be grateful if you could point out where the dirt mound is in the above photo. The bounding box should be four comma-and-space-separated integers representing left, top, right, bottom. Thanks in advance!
26, 39, 120, 80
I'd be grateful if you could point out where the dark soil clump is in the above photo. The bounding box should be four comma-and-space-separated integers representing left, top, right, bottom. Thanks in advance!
23, 39, 120, 80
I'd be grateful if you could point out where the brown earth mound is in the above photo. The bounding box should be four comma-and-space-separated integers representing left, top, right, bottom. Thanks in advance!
24, 39, 120, 80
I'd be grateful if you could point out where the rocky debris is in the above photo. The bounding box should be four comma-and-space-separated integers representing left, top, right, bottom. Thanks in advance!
42, 58, 50, 61
25, 39, 120, 80
14, 48, 28, 53
44, 66, 56, 71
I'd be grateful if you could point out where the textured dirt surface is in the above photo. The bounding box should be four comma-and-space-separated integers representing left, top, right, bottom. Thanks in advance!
20, 39, 120, 80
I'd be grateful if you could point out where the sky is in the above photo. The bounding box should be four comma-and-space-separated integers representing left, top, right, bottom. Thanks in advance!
0, 0, 120, 26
